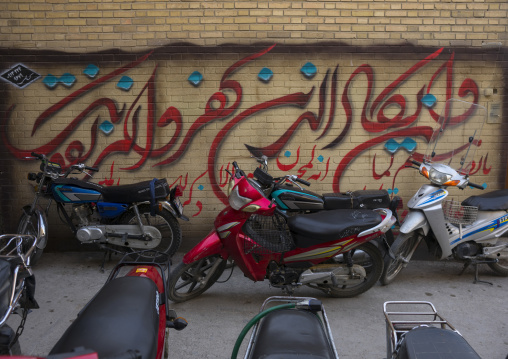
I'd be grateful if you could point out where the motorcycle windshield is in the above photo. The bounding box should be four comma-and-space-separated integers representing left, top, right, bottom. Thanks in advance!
423, 99, 486, 175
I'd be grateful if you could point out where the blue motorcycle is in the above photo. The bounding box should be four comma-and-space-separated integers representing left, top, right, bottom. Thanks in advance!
18, 152, 187, 264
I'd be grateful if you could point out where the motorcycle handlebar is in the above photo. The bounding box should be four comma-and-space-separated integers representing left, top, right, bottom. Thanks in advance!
468, 181, 484, 190
85, 165, 99, 172
410, 159, 421, 167
31, 152, 45, 160
294, 177, 311, 186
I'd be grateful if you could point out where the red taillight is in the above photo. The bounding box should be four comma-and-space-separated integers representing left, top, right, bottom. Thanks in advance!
173, 185, 184, 197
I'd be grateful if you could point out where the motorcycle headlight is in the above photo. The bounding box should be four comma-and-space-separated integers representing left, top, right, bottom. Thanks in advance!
429, 168, 452, 185
228, 185, 252, 210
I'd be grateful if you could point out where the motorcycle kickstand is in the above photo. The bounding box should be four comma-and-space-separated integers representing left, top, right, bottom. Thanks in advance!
459, 259, 493, 286
99, 248, 114, 273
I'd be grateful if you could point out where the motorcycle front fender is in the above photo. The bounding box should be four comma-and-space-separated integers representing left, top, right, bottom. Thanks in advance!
399, 210, 429, 236
22, 205, 48, 250
182, 230, 226, 264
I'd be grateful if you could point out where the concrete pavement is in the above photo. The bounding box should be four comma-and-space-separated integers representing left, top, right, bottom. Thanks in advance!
10, 251, 508, 359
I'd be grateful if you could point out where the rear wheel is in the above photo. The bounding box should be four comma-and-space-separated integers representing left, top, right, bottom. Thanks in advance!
120, 205, 181, 261
168, 255, 227, 303
380, 232, 421, 286
17, 209, 44, 265
316, 241, 384, 298
487, 238, 508, 276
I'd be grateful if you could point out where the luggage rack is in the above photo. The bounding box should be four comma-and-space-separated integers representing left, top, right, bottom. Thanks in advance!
384, 301, 459, 359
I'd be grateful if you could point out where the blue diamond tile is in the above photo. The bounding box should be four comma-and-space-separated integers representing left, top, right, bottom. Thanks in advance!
198, 185, 204, 191
301, 62, 317, 78
83, 64, 99, 78
43, 74, 58, 88
117, 76, 133, 91
284, 150, 291, 158
400, 137, 417, 152
60, 73, 76, 87
99, 120, 114, 135
188, 71, 203, 86
385, 139, 399, 154
421, 93, 437, 108
317, 155, 324, 162
258, 67, 273, 82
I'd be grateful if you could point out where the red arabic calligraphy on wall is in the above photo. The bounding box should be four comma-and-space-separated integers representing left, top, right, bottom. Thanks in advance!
1, 45, 485, 216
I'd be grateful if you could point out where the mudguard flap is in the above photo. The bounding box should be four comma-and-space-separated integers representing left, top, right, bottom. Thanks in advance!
183, 230, 223, 264
400, 211, 429, 235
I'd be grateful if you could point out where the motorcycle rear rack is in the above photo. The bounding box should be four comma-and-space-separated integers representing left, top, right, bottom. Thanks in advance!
383, 301, 459, 359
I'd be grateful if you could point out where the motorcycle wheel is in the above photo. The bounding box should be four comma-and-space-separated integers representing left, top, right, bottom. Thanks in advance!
0, 326, 21, 355
380, 232, 420, 286
318, 241, 383, 298
167, 255, 227, 303
120, 205, 182, 261
17, 209, 44, 265
487, 238, 508, 276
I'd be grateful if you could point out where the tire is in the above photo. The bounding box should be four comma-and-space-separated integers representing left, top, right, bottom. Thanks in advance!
380, 232, 420, 286
120, 205, 182, 261
17, 210, 44, 265
317, 241, 384, 298
0, 325, 21, 355
168, 255, 227, 303
487, 238, 508, 276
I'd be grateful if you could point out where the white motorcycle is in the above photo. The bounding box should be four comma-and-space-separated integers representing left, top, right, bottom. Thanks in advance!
381, 99, 508, 285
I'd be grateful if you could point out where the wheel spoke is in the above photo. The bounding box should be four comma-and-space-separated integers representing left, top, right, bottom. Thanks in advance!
175, 279, 192, 291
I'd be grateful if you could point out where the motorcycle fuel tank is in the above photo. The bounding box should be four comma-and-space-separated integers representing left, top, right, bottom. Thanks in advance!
52, 184, 102, 203
272, 185, 324, 211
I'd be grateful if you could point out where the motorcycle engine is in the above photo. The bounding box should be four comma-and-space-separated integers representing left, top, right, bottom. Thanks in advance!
453, 242, 481, 260
267, 261, 300, 287
72, 204, 92, 226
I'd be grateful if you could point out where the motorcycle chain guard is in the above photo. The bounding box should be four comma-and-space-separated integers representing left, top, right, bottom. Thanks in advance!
299, 263, 366, 286
76, 225, 162, 249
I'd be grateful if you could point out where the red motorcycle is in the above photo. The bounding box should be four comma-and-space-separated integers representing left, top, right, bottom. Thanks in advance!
47, 250, 187, 359
168, 162, 395, 302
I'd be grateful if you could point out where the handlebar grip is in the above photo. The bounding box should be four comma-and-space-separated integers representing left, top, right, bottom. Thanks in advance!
232, 161, 239, 170
468, 181, 484, 190
85, 166, 99, 172
31, 152, 44, 159
410, 159, 421, 167
295, 177, 311, 186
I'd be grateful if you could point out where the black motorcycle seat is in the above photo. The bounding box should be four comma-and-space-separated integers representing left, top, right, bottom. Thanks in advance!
53, 178, 170, 203
287, 209, 382, 248
395, 326, 481, 359
461, 189, 508, 211
249, 308, 336, 359
50, 276, 160, 359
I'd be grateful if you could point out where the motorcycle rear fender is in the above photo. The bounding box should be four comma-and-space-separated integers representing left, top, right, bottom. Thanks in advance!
22, 205, 48, 250
183, 230, 226, 264
399, 210, 429, 236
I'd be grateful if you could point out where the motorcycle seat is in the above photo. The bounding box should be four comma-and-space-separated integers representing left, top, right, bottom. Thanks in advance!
461, 189, 508, 211
395, 326, 481, 359
287, 209, 382, 248
248, 308, 336, 359
49, 276, 160, 359
54, 178, 170, 203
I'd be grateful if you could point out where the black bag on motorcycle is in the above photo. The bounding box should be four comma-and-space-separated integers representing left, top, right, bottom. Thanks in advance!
323, 190, 390, 210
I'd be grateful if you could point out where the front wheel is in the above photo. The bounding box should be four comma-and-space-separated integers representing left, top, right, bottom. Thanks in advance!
167, 255, 227, 303
17, 209, 44, 265
317, 241, 384, 298
120, 205, 182, 261
380, 232, 421, 286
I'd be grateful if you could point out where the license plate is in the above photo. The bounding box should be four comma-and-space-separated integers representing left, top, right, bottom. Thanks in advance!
173, 197, 184, 216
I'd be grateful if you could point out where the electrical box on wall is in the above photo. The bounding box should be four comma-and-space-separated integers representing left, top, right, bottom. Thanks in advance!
487, 102, 501, 124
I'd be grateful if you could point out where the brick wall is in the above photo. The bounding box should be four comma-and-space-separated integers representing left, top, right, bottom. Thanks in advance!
0, 1, 507, 251
1, 1, 507, 49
